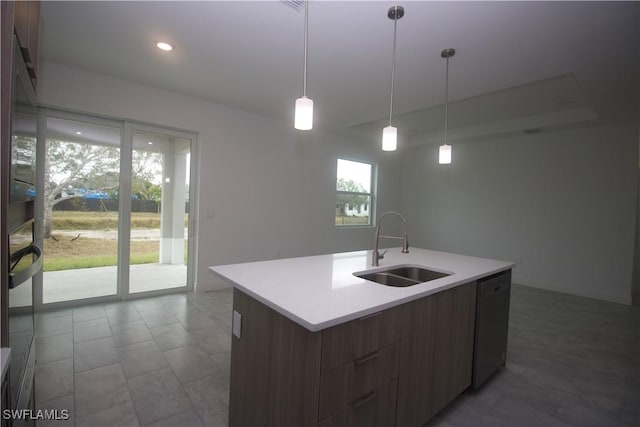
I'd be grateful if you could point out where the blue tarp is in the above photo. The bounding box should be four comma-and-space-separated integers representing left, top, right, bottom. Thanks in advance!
83, 191, 111, 199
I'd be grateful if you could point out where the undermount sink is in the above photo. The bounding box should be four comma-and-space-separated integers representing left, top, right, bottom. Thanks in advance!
355, 266, 451, 287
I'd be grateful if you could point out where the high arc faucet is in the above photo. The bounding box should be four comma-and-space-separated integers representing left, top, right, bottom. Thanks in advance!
372, 211, 409, 266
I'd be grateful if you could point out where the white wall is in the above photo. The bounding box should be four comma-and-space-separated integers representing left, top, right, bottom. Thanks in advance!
38, 61, 403, 292
402, 123, 638, 305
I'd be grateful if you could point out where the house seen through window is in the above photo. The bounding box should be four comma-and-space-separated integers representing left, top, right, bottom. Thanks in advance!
336, 158, 374, 226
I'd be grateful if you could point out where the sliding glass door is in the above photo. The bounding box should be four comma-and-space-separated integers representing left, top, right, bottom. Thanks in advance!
129, 130, 191, 294
42, 117, 121, 303
38, 112, 196, 307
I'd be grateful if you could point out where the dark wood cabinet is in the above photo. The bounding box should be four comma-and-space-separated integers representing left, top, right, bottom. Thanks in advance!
318, 379, 398, 427
321, 308, 402, 374
319, 342, 399, 420
319, 310, 402, 425
230, 280, 481, 427
396, 282, 477, 427
229, 289, 322, 427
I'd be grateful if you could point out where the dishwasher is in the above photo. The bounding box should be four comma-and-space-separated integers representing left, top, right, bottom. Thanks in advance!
472, 270, 511, 389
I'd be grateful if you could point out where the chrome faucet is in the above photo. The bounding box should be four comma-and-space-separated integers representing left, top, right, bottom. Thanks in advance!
372, 211, 409, 266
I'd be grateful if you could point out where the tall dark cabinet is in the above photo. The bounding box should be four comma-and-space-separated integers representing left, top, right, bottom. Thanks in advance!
1, 1, 41, 424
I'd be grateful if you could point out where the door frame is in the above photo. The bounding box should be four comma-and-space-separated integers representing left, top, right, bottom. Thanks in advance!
34, 109, 199, 310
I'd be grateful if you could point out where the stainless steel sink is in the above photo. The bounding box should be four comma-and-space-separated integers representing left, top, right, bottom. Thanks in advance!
355, 266, 451, 287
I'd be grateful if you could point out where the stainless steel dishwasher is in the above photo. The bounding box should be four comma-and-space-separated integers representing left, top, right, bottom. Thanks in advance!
472, 270, 511, 389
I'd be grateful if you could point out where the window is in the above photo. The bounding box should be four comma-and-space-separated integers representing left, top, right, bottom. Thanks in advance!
336, 158, 374, 226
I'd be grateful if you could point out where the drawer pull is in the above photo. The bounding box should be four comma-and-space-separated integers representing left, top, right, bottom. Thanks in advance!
354, 351, 379, 365
353, 391, 377, 408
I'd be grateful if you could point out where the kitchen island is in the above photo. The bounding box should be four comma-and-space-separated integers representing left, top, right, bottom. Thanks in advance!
211, 247, 514, 427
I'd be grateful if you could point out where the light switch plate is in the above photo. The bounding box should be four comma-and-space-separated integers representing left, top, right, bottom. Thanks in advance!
232, 310, 242, 338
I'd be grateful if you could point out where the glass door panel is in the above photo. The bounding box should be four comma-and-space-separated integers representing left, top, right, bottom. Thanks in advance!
42, 117, 121, 303
129, 131, 190, 294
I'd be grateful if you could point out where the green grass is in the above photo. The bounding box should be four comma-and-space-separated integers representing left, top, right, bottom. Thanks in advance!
45, 211, 189, 271
44, 253, 160, 271
43, 233, 187, 272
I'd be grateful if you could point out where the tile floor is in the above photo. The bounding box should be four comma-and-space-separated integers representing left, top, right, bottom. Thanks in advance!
34, 288, 232, 427
34, 284, 639, 427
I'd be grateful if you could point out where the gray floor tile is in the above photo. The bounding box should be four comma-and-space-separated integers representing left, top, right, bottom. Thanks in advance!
164, 344, 217, 384
103, 300, 138, 310
139, 309, 179, 328
208, 311, 232, 332
34, 394, 74, 427
74, 363, 131, 417
127, 367, 194, 425
183, 370, 229, 424
73, 304, 107, 322
489, 396, 570, 427
74, 336, 119, 373
106, 305, 143, 325
30, 284, 640, 427
200, 410, 228, 427
73, 317, 112, 342
134, 298, 167, 312
188, 326, 230, 355
35, 358, 74, 404
157, 294, 191, 315
36, 333, 73, 364
190, 298, 231, 315
146, 408, 204, 427
209, 351, 230, 386
209, 350, 230, 368
618, 400, 640, 427
555, 401, 622, 427
175, 310, 217, 331
75, 401, 139, 427
118, 340, 169, 378
150, 323, 195, 351
438, 392, 511, 427
36, 314, 73, 338
112, 319, 154, 347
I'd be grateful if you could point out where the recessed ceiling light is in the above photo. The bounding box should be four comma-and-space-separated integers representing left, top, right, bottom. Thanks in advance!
147, 141, 154, 145
75, 131, 82, 135
156, 42, 173, 51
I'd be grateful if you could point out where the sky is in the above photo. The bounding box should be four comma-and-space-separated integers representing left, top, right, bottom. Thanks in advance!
336, 158, 372, 192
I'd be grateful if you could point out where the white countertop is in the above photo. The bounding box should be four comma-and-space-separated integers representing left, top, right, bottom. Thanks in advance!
210, 247, 514, 332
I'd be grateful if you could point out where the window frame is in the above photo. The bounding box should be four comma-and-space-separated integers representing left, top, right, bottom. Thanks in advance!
335, 158, 376, 228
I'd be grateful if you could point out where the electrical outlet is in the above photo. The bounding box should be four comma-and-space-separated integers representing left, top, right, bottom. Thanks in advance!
232, 311, 242, 338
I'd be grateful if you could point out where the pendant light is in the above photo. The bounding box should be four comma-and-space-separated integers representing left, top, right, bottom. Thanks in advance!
439, 48, 455, 164
294, 0, 313, 130
382, 5, 404, 151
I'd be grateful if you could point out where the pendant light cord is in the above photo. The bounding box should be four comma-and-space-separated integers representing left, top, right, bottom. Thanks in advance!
389, 10, 398, 126
302, 0, 309, 97
444, 55, 449, 145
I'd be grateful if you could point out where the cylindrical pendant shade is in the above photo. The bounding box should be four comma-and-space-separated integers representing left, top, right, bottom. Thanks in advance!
294, 96, 313, 130
382, 126, 397, 151
439, 143, 452, 164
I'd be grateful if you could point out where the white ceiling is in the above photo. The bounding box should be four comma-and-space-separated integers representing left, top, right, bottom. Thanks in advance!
40, 1, 639, 146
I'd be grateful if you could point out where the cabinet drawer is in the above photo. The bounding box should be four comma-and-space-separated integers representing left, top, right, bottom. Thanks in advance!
318, 379, 398, 427
319, 342, 399, 420
321, 307, 402, 373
